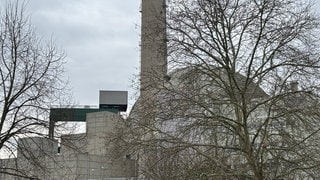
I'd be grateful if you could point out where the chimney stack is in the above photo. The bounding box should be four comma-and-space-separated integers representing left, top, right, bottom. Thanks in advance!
140, 0, 167, 98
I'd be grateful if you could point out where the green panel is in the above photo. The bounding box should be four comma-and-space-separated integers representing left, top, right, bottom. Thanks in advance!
50, 108, 118, 122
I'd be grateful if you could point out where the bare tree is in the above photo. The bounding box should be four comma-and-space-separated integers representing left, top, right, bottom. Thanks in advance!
0, 1, 69, 178
113, 0, 320, 179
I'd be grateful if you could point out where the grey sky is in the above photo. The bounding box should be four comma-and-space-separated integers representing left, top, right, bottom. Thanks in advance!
25, 0, 141, 109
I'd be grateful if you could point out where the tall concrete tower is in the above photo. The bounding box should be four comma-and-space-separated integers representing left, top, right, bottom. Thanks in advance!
140, 0, 167, 98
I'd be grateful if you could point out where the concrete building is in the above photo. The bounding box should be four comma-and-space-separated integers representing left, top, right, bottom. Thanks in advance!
1, 0, 317, 178
130, 0, 320, 179
0, 91, 137, 179
0, 0, 167, 179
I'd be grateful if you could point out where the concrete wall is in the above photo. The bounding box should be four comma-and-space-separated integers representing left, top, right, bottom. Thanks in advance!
0, 158, 18, 180
140, 0, 167, 97
0, 137, 58, 179
48, 153, 137, 179
60, 133, 87, 156
86, 111, 120, 156
17, 137, 58, 179
0, 111, 137, 179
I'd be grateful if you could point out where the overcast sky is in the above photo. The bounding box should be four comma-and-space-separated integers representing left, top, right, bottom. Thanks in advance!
24, 0, 141, 109
2, 0, 320, 111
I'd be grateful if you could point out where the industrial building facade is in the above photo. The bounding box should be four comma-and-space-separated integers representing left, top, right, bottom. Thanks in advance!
0, 0, 165, 179
0, 91, 137, 179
